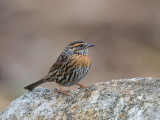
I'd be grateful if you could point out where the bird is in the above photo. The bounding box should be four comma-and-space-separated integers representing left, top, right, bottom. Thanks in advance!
24, 41, 95, 95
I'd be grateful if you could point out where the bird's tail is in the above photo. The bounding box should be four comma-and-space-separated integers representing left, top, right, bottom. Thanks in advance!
24, 78, 46, 91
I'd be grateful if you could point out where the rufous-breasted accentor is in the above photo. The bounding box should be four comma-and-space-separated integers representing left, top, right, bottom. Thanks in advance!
24, 41, 95, 95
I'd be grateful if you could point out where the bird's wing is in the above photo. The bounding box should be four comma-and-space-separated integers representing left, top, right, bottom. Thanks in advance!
49, 62, 63, 73
48, 52, 69, 76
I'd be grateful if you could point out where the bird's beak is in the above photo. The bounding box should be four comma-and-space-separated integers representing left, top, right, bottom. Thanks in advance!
87, 44, 95, 48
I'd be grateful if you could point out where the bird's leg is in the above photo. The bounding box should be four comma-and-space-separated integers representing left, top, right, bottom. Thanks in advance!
76, 83, 88, 90
57, 84, 70, 96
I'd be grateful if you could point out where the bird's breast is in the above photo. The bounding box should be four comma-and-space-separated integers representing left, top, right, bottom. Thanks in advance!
71, 54, 91, 68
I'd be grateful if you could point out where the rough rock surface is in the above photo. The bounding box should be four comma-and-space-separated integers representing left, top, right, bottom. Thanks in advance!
0, 78, 160, 120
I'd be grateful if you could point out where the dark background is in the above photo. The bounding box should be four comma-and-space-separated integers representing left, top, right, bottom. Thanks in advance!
0, 0, 160, 111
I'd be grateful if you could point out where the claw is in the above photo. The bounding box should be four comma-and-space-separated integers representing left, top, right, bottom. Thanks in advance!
76, 83, 88, 90
58, 90, 70, 96
57, 84, 70, 96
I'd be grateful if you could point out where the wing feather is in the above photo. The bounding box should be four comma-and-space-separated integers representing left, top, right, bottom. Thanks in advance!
48, 52, 70, 77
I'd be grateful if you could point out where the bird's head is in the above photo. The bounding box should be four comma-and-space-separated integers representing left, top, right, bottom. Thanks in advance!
65, 41, 95, 55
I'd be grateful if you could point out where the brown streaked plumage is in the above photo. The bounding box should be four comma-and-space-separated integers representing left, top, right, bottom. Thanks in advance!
24, 41, 95, 95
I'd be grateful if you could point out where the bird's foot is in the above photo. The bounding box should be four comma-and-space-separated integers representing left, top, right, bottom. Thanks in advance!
76, 83, 88, 90
55, 84, 70, 96
53, 89, 70, 96
58, 90, 70, 96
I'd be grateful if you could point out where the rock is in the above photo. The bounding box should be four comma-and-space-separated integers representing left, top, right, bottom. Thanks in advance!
0, 78, 160, 120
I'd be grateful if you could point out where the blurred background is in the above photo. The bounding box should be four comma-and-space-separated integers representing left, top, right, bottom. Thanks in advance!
0, 0, 160, 112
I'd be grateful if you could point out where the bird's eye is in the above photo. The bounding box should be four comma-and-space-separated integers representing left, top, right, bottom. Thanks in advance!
79, 45, 83, 47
